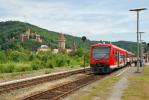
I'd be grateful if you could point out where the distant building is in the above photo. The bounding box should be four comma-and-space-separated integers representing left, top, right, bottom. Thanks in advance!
52, 33, 77, 53
58, 34, 65, 50
37, 45, 49, 52
52, 49, 59, 54
144, 51, 149, 63
20, 29, 42, 43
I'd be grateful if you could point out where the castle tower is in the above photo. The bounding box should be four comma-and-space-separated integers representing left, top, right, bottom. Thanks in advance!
25, 29, 31, 39
58, 34, 65, 50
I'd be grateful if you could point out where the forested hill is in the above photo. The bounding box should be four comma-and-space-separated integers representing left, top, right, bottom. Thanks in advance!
0, 21, 137, 53
0, 21, 91, 50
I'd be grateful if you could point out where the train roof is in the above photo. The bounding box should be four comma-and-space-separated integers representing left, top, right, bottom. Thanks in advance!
91, 43, 112, 47
91, 43, 135, 56
91, 43, 125, 50
91, 43, 130, 52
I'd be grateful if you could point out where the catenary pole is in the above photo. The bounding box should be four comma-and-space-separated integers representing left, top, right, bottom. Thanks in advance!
129, 8, 147, 72
139, 32, 145, 67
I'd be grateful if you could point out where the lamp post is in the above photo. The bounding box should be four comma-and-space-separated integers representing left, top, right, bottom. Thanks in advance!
129, 8, 147, 72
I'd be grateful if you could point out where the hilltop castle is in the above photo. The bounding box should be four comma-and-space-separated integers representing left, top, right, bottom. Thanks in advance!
20, 29, 42, 43
20, 29, 77, 53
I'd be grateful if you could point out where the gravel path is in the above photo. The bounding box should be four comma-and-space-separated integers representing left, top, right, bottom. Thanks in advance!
107, 66, 142, 100
107, 77, 128, 100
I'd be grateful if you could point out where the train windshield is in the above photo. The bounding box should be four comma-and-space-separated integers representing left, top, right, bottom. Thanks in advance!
92, 46, 110, 59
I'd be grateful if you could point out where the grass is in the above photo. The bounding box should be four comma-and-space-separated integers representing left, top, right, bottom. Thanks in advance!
80, 76, 120, 100
0, 65, 82, 79
122, 66, 149, 100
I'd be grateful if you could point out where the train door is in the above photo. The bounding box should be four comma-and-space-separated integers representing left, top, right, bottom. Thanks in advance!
124, 53, 127, 65
117, 52, 120, 67
114, 50, 117, 66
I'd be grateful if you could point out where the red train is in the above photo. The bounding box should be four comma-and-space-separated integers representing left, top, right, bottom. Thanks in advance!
90, 43, 135, 74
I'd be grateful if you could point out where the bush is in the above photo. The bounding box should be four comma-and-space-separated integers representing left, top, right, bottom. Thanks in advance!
66, 59, 70, 66
29, 54, 34, 61
74, 49, 83, 57
0, 49, 90, 73
31, 61, 42, 70
8, 51, 28, 62
0, 63, 15, 73
46, 60, 54, 68
0, 51, 7, 63
56, 56, 65, 67
15, 66, 31, 72
41, 55, 48, 63
55, 58, 65, 67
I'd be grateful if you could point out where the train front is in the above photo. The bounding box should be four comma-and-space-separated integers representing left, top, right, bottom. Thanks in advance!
90, 44, 112, 74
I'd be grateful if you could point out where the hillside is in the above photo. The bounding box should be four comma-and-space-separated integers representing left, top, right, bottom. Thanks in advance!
0, 21, 137, 53
0, 21, 91, 51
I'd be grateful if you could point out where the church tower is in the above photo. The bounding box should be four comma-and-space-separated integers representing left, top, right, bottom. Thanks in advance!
58, 34, 65, 50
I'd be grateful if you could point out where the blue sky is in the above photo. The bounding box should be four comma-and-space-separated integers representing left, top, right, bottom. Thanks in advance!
0, 0, 148, 42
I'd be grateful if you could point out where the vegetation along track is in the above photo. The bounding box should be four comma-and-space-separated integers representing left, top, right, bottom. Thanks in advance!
0, 68, 90, 94
21, 74, 105, 100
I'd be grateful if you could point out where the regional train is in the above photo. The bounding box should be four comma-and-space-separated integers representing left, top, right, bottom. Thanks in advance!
90, 43, 135, 74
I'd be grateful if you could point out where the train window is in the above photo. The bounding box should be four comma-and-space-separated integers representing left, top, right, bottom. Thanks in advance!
120, 54, 124, 62
92, 46, 110, 59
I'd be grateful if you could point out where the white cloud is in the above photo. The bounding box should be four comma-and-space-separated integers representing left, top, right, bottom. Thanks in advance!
0, 0, 148, 42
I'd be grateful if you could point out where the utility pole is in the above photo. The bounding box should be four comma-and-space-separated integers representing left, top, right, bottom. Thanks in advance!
147, 51, 149, 63
139, 32, 145, 67
129, 8, 147, 72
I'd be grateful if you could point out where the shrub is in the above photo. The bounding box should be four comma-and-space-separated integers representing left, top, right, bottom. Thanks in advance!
80, 64, 85, 67
55, 58, 65, 67
15, 66, 32, 72
0, 51, 7, 63
74, 49, 83, 57
41, 55, 48, 63
8, 51, 29, 62
31, 61, 42, 70
46, 60, 54, 68
0, 63, 15, 73
29, 54, 34, 61
31, 63, 39, 70
66, 59, 70, 66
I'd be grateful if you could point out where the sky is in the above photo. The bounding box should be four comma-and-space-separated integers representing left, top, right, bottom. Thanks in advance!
0, 0, 149, 42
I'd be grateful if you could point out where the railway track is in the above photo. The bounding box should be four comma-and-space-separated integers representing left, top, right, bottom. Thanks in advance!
20, 74, 105, 100
0, 67, 90, 94
20, 67, 128, 100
